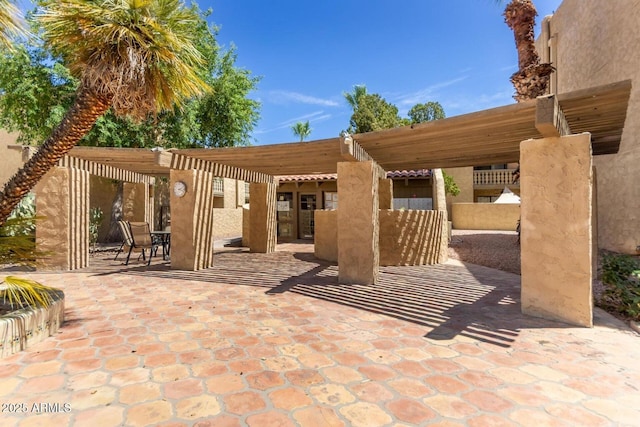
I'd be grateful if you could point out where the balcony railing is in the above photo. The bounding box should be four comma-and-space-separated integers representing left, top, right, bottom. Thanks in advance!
213, 177, 224, 196
473, 169, 519, 187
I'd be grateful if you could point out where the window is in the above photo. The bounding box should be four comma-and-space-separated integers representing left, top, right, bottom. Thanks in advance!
324, 192, 338, 210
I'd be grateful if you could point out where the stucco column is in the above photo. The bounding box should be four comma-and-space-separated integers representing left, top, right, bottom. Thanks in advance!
170, 169, 215, 271
431, 168, 447, 213
378, 178, 393, 209
122, 182, 147, 222
337, 161, 379, 285
520, 133, 593, 327
222, 178, 237, 208
431, 168, 450, 259
35, 166, 89, 270
249, 182, 277, 253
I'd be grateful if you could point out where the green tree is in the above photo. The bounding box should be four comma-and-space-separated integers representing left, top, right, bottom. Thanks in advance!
343, 84, 367, 111
408, 101, 445, 124
0, 45, 77, 145
0, 0, 27, 50
0, 9, 260, 150
0, 0, 210, 225
291, 121, 311, 142
348, 93, 401, 134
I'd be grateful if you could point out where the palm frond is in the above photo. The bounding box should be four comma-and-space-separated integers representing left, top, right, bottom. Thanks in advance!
36, 0, 210, 119
0, 0, 28, 50
0, 276, 59, 309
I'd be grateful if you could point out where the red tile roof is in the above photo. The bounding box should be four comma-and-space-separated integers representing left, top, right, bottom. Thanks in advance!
276, 169, 430, 182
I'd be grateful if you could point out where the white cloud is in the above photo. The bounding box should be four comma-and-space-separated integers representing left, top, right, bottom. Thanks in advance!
255, 111, 333, 135
267, 90, 340, 107
394, 76, 469, 107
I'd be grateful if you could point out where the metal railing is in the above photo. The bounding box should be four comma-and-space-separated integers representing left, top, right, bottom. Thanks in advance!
473, 169, 519, 186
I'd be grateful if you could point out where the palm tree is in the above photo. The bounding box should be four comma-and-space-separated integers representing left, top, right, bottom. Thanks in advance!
343, 84, 367, 111
0, 0, 210, 226
291, 121, 311, 142
0, 0, 27, 51
503, 0, 553, 101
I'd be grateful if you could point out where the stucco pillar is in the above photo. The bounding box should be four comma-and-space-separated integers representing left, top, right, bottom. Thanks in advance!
337, 161, 379, 285
249, 182, 277, 253
431, 169, 447, 213
222, 178, 237, 208
170, 169, 215, 271
520, 133, 593, 327
378, 178, 393, 209
431, 168, 450, 259
35, 166, 89, 270
122, 182, 147, 222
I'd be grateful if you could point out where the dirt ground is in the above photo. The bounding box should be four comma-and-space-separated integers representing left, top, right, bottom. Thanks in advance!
448, 229, 521, 275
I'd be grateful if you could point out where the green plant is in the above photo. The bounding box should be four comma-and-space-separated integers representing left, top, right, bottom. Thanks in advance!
443, 171, 460, 197
0, 276, 58, 310
0, 193, 42, 266
600, 253, 640, 320
89, 207, 104, 249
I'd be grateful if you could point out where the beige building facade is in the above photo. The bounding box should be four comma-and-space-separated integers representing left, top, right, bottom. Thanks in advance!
541, 0, 640, 254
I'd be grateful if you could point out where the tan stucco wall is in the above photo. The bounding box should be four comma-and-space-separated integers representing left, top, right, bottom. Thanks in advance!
379, 178, 393, 209
0, 130, 22, 187
379, 210, 448, 266
314, 210, 338, 262
520, 134, 593, 327
35, 166, 89, 270
249, 182, 277, 253
242, 207, 250, 247
444, 167, 473, 215
122, 182, 147, 222
545, 1, 640, 253
451, 203, 520, 231
314, 209, 448, 266
222, 178, 237, 208
90, 176, 118, 242
213, 208, 243, 238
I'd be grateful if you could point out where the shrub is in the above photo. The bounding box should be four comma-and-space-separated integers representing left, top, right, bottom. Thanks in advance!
89, 207, 104, 250
600, 253, 640, 321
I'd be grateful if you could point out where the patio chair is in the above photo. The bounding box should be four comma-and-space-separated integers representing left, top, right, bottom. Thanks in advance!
114, 220, 134, 261
121, 222, 157, 266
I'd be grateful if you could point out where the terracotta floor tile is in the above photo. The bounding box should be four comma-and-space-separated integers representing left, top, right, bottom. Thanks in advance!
269, 387, 313, 410
126, 400, 173, 427
223, 391, 266, 415
386, 398, 436, 424
3, 247, 640, 427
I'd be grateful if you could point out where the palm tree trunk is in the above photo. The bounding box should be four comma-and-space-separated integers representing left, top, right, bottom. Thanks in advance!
504, 0, 554, 102
0, 88, 112, 226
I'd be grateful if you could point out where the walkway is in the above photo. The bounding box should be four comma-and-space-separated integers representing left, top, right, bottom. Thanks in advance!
1, 244, 639, 426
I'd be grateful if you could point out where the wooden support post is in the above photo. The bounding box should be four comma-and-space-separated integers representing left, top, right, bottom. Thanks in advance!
536, 94, 571, 137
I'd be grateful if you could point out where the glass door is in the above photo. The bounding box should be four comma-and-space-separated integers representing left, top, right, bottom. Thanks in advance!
276, 192, 294, 239
299, 194, 316, 239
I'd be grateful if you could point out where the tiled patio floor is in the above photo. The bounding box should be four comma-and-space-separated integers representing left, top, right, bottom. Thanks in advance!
2, 244, 639, 426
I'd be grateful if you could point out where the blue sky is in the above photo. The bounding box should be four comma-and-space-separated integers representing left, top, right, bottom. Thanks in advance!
202, 0, 562, 145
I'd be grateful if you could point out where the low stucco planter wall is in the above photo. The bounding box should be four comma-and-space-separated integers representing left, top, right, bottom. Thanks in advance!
452, 203, 520, 231
0, 290, 64, 358
314, 209, 448, 266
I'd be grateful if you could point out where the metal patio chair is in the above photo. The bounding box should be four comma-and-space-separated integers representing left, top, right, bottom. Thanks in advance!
126, 222, 157, 266
114, 220, 134, 262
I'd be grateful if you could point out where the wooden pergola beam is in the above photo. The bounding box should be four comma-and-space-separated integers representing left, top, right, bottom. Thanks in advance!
170, 153, 274, 184
340, 135, 386, 179
536, 94, 572, 137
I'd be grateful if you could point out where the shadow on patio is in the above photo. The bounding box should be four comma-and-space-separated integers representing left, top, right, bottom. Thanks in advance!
85, 245, 575, 348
